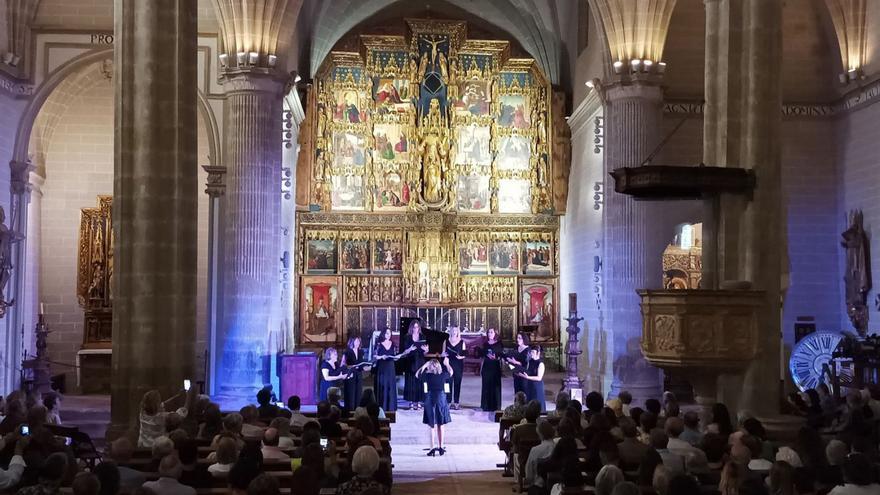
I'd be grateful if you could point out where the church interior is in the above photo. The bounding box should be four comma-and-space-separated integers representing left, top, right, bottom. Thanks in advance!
1, 0, 880, 494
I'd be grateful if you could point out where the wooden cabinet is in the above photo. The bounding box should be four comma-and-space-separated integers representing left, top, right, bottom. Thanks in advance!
279, 353, 318, 405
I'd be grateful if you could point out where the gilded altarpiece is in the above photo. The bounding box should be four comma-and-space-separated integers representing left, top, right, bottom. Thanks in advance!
295, 19, 566, 353
77, 196, 113, 349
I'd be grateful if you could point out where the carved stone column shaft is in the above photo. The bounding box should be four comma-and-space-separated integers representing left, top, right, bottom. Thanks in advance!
216, 74, 282, 402
603, 83, 664, 403
110, 0, 198, 434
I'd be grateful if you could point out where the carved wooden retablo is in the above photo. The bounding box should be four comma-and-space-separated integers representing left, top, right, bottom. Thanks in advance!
77, 196, 113, 349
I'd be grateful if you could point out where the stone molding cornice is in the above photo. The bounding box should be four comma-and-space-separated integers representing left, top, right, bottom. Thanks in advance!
569, 89, 603, 138
220, 70, 285, 95
664, 76, 880, 119
0, 69, 33, 98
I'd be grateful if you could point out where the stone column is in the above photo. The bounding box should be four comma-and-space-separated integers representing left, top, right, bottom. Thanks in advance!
203, 165, 225, 396
603, 83, 665, 404
702, 0, 783, 418
110, 0, 198, 435
214, 73, 282, 405
22, 171, 45, 356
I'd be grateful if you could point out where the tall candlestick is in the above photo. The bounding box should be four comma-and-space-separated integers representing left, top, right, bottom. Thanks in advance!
569, 293, 577, 313
40, 302, 45, 315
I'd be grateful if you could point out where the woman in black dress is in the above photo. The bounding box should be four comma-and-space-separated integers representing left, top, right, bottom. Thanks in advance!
445, 326, 467, 410
341, 336, 366, 412
319, 347, 348, 401
505, 332, 531, 396
372, 327, 398, 412
517, 345, 546, 412
480, 328, 504, 412
417, 357, 453, 456
402, 320, 428, 410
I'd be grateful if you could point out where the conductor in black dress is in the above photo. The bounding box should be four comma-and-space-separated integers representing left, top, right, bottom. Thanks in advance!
341, 335, 367, 412
417, 357, 454, 456
480, 328, 504, 412
402, 320, 428, 410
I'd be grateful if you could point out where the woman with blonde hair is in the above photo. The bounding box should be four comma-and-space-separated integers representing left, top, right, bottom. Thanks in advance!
416, 357, 453, 456
718, 461, 742, 495
446, 326, 467, 409
138, 384, 196, 448
319, 347, 348, 401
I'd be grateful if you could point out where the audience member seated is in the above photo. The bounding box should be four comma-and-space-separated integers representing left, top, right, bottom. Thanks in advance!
261, 428, 291, 461
142, 454, 196, 495
240, 406, 264, 439
652, 465, 669, 495
617, 391, 632, 416
611, 481, 640, 495
228, 455, 264, 495
709, 403, 735, 439
137, 387, 195, 448
818, 439, 848, 490
150, 435, 175, 472
667, 473, 701, 495
248, 472, 281, 495
71, 472, 100, 495
730, 441, 769, 495
828, 452, 880, 495
197, 402, 223, 440
257, 387, 281, 422
287, 396, 310, 430
177, 438, 213, 489
524, 420, 556, 492
547, 392, 568, 420
290, 444, 322, 495
617, 417, 648, 469
354, 389, 386, 420
0, 432, 27, 491
353, 415, 382, 453
208, 436, 239, 477
769, 460, 796, 495
327, 388, 349, 419
680, 411, 704, 447
740, 433, 772, 472
549, 456, 585, 495
181, 395, 210, 439
317, 401, 344, 438
506, 401, 542, 476
637, 448, 663, 487
41, 393, 61, 426
268, 417, 295, 449
594, 464, 624, 495
336, 445, 387, 495
91, 461, 120, 495
584, 392, 604, 420
212, 413, 246, 452
719, 461, 742, 495
665, 416, 708, 473
15, 451, 67, 494
638, 412, 658, 445
105, 437, 146, 492
0, 395, 26, 435
650, 429, 684, 476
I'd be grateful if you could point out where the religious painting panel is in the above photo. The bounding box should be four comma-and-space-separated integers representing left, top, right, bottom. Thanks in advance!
458, 233, 489, 275
373, 77, 411, 115
486, 308, 501, 337
372, 231, 404, 274
300, 276, 343, 345
489, 233, 521, 275
330, 174, 365, 210
373, 123, 410, 163
305, 232, 338, 274
520, 279, 556, 344
501, 307, 517, 342
498, 94, 531, 129
453, 79, 491, 118
497, 178, 531, 213
333, 88, 367, 124
332, 133, 367, 169
339, 232, 370, 273
497, 135, 532, 170
373, 170, 410, 210
456, 174, 490, 213
454, 125, 492, 166
522, 233, 553, 275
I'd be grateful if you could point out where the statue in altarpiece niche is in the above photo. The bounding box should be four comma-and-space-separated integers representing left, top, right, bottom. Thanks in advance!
419, 98, 449, 204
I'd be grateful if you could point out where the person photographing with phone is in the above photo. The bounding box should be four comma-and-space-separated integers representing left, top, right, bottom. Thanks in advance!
0, 430, 28, 490
138, 380, 198, 448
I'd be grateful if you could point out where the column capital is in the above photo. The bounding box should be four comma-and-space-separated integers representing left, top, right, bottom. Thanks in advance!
604, 81, 664, 103
220, 70, 285, 95
203, 165, 227, 197
9, 160, 35, 195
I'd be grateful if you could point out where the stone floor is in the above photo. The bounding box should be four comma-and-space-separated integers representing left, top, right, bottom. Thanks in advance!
60, 371, 565, 495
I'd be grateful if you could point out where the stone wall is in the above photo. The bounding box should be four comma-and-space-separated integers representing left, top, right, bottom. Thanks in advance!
37, 70, 211, 391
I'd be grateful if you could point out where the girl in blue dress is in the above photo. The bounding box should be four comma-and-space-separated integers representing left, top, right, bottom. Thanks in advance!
517, 345, 546, 413
319, 347, 348, 401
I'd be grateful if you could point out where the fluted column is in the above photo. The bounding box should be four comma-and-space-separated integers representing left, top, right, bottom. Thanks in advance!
110, 0, 198, 436
604, 83, 664, 404
215, 73, 282, 404
203, 165, 226, 396
22, 171, 45, 356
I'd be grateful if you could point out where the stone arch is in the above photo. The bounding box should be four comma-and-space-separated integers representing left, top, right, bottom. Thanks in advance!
13, 47, 221, 170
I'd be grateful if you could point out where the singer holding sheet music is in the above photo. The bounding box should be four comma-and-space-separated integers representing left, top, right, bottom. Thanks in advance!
445, 326, 466, 409
373, 328, 398, 412
517, 345, 546, 412
403, 320, 428, 410
480, 328, 504, 411
319, 348, 349, 401
341, 336, 367, 412
506, 332, 531, 395
417, 357, 454, 456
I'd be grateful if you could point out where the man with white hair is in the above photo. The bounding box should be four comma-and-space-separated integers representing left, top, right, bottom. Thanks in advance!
143, 454, 196, 495
336, 445, 385, 495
